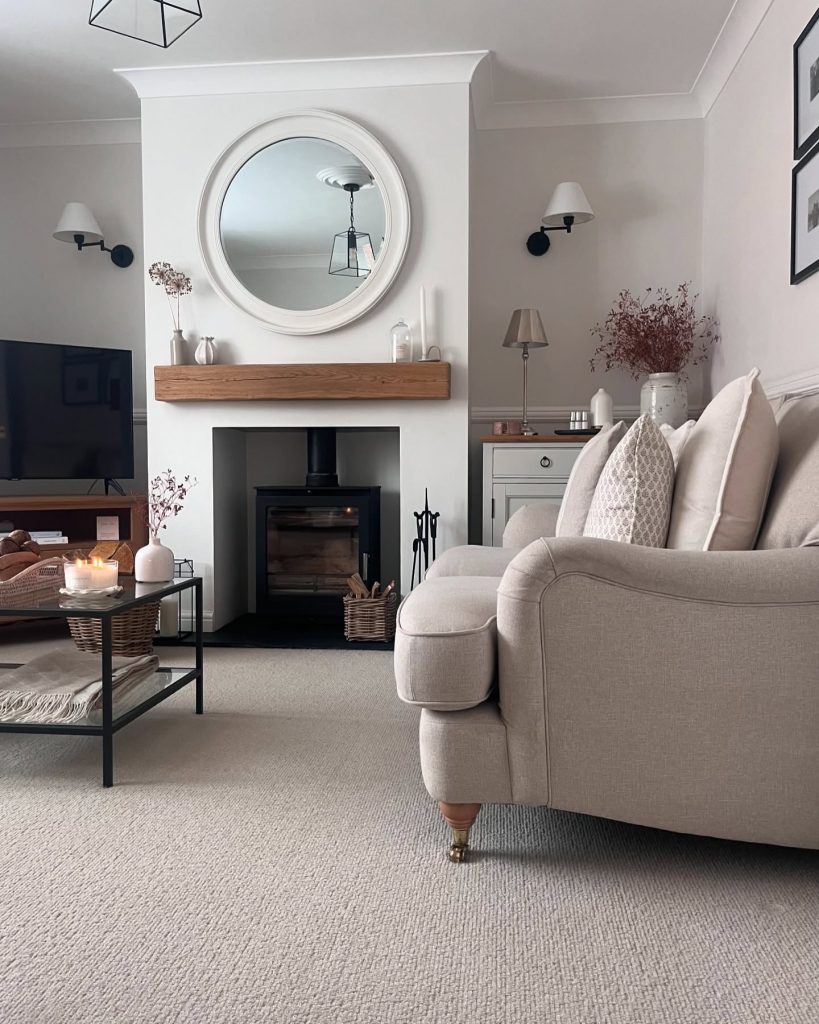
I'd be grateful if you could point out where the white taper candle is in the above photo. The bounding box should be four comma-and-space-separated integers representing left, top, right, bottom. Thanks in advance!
419, 285, 427, 357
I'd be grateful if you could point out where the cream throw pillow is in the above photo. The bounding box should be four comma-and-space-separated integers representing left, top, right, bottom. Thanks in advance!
666, 368, 779, 551
659, 419, 695, 469
555, 421, 627, 536
583, 415, 674, 547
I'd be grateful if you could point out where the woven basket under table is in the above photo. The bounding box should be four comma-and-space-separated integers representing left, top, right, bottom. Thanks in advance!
343, 592, 397, 643
68, 601, 160, 658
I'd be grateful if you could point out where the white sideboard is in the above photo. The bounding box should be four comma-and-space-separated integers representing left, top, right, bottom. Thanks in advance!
481, 436, 586, 546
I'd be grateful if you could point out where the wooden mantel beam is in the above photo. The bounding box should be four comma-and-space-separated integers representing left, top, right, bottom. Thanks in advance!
154, 362, 451, 402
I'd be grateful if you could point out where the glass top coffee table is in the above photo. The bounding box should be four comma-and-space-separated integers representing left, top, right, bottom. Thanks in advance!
0, 576, 203, 787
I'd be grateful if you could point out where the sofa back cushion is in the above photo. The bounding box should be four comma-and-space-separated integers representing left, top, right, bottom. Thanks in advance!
583, 415, 674, 547
666, 368, 779, 551
555, 421, 626, 537
756, 393, 819, 549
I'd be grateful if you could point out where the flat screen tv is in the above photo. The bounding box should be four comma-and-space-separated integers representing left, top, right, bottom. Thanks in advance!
0, 340, 134, 481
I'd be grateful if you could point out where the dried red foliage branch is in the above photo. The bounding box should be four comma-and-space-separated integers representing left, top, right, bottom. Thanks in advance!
148, 261, 193, 331
146, 469, 196, 537
591, 284, 718, 381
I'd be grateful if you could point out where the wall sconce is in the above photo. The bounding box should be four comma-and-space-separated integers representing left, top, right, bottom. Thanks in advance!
53, 203, 134, 269
526, 182, 595, 256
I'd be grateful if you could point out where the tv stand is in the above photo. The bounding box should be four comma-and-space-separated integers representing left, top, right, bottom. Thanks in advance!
0, 494, 147, 559
104, 479, 126, 497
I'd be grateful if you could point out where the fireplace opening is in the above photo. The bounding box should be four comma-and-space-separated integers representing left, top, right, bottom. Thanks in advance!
255, 428, 380, 618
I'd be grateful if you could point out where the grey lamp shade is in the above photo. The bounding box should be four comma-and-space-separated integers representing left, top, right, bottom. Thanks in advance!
541, 182, 595, 228
503, 308, 548, 349
53, 203, 103, 243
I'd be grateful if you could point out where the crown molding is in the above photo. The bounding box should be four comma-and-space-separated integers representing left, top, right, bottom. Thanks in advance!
691, 0, 776, 116
0, 118, 140, 148
473, 91, 702, 130
117, 52, 489, 100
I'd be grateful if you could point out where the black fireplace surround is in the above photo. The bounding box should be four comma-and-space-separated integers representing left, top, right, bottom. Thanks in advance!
255, 429, 380, 618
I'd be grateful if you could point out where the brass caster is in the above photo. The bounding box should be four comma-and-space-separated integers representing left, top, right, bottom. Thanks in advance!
448, 842, 468, 863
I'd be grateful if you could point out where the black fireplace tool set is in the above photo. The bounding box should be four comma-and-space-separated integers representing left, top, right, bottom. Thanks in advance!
411, 489, 440, 589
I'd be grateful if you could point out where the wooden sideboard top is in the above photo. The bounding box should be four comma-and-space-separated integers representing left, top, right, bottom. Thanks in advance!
480, 434, 593, 444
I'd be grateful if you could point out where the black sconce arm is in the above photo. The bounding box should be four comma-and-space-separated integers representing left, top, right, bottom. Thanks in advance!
72, 233, 134, 269
526, 215, 576, 256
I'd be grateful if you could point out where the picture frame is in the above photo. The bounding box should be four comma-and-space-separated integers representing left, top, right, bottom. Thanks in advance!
794, 8, 819, 159
791, 142, 819, 284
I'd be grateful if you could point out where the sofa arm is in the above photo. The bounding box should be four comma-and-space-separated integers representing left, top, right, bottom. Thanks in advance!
499, 536, 819, 605
496, 537, 819, 846
426, 545, 519, 579
394, 576, 499, 710
502, 504, 559, 548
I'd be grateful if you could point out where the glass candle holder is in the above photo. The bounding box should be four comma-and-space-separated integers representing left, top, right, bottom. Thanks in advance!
64, 558, 119, 593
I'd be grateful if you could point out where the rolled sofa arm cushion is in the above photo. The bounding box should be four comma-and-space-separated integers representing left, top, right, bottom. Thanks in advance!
426, 545, 520, 579
499, 535, 819, 605
394, 576, 499, 710
502, 504, 559, 549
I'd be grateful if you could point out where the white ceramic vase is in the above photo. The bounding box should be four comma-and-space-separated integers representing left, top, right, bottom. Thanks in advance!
135, 536, 175, 583
170, 329, 187, 366
590, 387, 614, 427
640, 372, 688, 428
195, 336, 216, 365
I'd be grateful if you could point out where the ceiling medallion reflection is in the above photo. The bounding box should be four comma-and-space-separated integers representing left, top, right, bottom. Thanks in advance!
89, 0, 202, 48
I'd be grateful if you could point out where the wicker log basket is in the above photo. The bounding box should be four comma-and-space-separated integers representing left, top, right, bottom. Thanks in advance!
68, 602, 160, 658
343, 579, 397, 643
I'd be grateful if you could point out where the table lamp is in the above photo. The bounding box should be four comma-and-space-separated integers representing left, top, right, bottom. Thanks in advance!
503, 308, 548, 436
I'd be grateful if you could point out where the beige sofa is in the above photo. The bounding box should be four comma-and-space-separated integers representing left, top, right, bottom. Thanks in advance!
394, 393, 819, 861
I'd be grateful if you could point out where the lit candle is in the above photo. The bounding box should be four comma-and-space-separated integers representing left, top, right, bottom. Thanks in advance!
65, 557, 118, 593
419, 285, 427, 358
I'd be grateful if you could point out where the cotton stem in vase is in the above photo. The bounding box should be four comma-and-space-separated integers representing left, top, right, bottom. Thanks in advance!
148, 261, 193, 333
419, 285, 427, 359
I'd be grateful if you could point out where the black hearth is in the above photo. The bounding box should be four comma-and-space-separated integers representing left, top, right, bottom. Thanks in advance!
255, 429, 380, 618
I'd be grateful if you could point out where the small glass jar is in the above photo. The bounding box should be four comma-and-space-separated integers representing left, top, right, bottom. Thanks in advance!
390, 319, 413, 363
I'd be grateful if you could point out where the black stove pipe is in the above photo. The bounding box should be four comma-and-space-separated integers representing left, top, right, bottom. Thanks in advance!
306, 428, 338, 487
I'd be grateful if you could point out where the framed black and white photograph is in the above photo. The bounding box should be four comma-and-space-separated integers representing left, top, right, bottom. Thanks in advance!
791, 142, 819, 283
794, 8, 819, 158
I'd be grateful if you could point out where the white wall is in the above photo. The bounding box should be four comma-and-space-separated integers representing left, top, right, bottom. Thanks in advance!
0, 142, 146, 496
137, 80, 471, 628
468, 118, 705, 538
703, 0, 819, 392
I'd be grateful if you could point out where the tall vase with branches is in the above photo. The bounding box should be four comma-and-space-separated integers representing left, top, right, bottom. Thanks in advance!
135, 470, 196, 583
148, 262, 193, 366
591, 283, 719, 427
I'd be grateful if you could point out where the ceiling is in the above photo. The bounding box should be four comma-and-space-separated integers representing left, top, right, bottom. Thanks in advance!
1, 0, 739, 125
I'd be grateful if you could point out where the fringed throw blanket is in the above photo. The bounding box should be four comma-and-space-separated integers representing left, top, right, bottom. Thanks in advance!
0, 650, 159, 724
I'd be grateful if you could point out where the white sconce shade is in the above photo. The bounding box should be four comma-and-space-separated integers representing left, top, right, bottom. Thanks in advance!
541, 182, 595, 228
53, 203, 104, 243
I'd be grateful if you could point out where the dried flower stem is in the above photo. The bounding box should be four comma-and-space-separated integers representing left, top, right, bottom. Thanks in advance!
146, 469, 196, 537
590, 283, 719, 381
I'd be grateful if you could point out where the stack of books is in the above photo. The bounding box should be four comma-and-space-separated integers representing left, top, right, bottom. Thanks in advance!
0, 530, 69, 546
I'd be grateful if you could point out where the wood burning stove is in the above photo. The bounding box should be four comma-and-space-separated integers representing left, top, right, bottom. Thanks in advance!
255, 429, 380, 618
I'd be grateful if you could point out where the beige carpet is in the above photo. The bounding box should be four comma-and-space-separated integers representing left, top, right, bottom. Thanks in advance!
0, 633, 817, 1024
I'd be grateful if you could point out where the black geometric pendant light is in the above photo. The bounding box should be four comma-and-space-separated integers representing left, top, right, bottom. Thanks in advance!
89, 1, 202, 48
328, 185, 374, 278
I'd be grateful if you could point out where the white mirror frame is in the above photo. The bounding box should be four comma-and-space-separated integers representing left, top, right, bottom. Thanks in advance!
197, 110, 411, 335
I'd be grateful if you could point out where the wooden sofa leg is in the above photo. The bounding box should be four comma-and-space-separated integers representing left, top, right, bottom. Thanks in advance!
438, 801, 481, 863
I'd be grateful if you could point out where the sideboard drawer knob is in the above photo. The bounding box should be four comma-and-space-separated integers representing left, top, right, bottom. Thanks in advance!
540, 456, 552, 469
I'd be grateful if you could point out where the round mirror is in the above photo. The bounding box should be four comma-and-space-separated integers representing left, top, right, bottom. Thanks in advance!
221, 139, 387, 312
198, 111, 410, 335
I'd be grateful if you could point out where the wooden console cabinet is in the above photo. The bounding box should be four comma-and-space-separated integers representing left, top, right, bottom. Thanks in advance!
0, 495, 147, 559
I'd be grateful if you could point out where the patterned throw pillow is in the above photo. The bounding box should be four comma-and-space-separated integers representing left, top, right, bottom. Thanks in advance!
583, 415, 675, 547
555, 421, 627, 536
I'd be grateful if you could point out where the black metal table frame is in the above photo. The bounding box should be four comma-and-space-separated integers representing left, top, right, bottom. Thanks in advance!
0, 577, 203, 787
